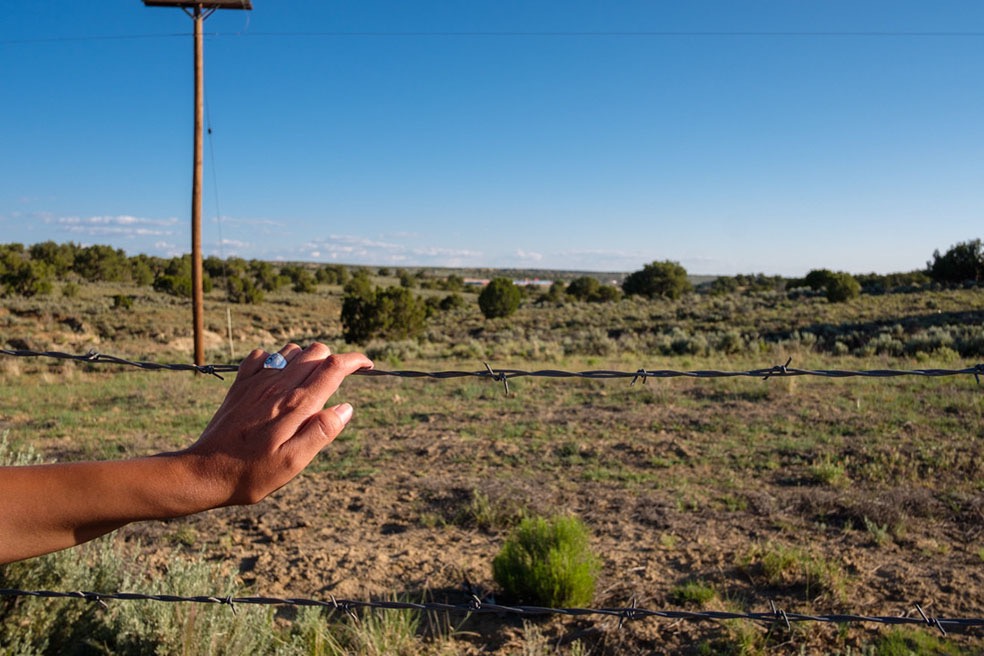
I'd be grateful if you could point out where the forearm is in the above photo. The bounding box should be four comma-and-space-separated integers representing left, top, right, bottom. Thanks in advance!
0, 454, 211, 564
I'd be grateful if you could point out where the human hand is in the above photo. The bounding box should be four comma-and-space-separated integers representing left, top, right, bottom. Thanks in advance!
180, 343, 373, 508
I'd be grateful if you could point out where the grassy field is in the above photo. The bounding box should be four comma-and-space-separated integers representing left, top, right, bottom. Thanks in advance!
1, 278, 982, 654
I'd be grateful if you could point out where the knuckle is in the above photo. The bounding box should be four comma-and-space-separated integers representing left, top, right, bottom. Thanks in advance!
306, 342, 331, 358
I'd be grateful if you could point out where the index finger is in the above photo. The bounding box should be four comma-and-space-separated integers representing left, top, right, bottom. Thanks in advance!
295, 351, 374, 402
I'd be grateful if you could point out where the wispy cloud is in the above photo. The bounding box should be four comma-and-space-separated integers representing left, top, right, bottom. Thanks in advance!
514, 249, 544, 262
217, 238, 251, 249
293, 235, 482, 267
55, 215, 179, 238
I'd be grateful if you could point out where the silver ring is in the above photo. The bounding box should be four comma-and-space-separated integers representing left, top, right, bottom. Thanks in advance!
262, 353, 288, 370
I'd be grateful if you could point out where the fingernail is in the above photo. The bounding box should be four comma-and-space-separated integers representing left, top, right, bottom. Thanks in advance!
333, 403, 354, 425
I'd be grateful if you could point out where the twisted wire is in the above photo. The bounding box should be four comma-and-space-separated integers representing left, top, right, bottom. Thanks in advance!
0, 589, 977, 634
2, 349, 982, 385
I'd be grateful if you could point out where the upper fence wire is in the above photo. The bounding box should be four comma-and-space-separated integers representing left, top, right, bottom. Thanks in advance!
2, 349, 982, 392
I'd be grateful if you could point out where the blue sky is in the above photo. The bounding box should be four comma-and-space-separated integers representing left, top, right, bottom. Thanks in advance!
1, 2, 982, 275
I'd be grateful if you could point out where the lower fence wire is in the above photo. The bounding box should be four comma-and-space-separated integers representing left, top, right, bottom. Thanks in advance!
0, 589, 980, 634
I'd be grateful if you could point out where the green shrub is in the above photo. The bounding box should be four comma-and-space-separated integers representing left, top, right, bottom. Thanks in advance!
112, 294, 134, 310
2, 259, 53, 297
566, 276, 601, 301
341, 285, 427, 343
129, 258, 155, 286
478, 278, 521, 319
438, 293, 465, 311
280, 264, 319, 293
153, 255, 213, 298
226, 275, 265, 304
153, 273, 192, 298
442, 274, 464, 292
825, 272, 861, 302
800, 269, 861, 302
72, 244, 129, 282
670, 580, 716, 606
316, 263, 348, 286
374, 286, 427, 339
928, 238, 983, 284
803, 268, 836, 291
541, 280, 566, 304
250, 259, 284, 291
398, 269, 415, 288
622, 260, 691, 300
565, 276, 620, 303
492, 515, 599, 607
28, 240, 76, 276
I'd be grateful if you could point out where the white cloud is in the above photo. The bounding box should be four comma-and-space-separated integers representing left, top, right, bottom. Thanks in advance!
515, 249, 544, 262
54, 215, 179, 238
291, 235, 482, 267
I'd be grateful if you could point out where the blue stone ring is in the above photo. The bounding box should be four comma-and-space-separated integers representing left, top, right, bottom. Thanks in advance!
262, 352, 288, 370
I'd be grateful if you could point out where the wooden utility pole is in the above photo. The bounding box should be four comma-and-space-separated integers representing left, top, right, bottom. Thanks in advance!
143, 1, 252, 365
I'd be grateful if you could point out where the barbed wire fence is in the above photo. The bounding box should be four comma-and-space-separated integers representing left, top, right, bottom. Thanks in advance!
2, 348, 983, 641
2, 348, 982, 391
0, 589, 979, 636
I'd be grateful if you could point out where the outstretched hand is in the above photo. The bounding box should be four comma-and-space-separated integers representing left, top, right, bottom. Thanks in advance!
181, 343, 373, 507
0, 342, 371, 564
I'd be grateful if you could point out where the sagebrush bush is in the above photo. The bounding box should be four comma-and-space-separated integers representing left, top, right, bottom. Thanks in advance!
478, 277, 521, 319
492, 515, 599, 607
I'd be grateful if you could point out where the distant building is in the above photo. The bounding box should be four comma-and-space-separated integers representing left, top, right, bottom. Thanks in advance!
463, 278, 554, 287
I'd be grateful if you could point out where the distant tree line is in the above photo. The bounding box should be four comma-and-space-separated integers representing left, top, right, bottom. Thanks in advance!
2, 238, 980, 320
0, 241, 352, 304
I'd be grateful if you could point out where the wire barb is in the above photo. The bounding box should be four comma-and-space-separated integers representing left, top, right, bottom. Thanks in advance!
83, 591, 109, 609
484, 362, 509, 395
770, 600, 791, 631
763, 357, 793, 381
197, 365, 224, 380
916, 604, 947, 636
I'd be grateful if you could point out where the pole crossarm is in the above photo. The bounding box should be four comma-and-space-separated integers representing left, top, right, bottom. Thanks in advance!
143, 1, 252, 10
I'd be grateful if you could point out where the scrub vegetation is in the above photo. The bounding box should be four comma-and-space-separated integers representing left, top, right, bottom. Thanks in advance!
1, 239, 982, 654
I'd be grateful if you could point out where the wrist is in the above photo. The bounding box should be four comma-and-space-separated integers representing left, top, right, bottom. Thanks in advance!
149, 451, 233, 516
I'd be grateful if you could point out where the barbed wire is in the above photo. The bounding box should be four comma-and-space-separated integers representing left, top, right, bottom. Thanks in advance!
0, 588, 978, 635
2, 349, 982, 392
